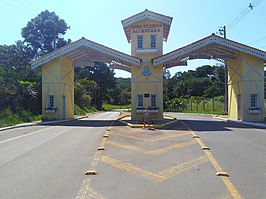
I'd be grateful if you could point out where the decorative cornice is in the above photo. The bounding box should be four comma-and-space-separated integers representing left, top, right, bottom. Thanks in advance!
121, 9, 173, 43
31, 38, 141, 69
153, 34, 266, 66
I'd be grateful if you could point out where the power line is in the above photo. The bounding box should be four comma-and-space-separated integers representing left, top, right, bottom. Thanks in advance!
0, 15, 21, 26
249, 35, 266, 45
13, 0, 40, 14
0, 19, 20, 30
227, 0, 263, 31
218, 0, 264, 34
0, 0, 36, 16
20, 0, 42, 12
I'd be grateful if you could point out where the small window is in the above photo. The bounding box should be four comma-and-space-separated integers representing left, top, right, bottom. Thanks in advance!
48, 95, 55, 108
138, 94, 143, 107
150, 35, 156, 48
137, 35, 143, 49
250, 94, 258, 108
151, 95, 156, 107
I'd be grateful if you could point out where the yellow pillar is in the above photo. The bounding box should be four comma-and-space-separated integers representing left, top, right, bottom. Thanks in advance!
228, 53, 264, 121
42, 56, 74, 121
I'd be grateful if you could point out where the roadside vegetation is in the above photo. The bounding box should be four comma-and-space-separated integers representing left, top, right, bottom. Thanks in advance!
102, 103, 131, 111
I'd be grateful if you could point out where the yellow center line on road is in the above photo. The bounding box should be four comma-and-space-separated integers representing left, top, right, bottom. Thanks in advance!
106, 139, 196, 155
179, 120, 243, 199
110, 131, 190, 142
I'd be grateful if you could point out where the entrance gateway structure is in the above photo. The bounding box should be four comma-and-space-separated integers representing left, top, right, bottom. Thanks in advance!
32, 10, 266, 122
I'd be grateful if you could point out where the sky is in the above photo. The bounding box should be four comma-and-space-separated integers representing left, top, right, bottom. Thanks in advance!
0, 0, 265, 78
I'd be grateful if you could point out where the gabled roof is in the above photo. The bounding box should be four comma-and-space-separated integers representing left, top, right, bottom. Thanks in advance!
153, 34, 266, 67
31, 37, 141, 69
121, 9, 173, 43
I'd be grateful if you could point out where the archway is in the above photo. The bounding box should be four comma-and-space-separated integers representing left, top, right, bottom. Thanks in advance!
32, 9, 266, 122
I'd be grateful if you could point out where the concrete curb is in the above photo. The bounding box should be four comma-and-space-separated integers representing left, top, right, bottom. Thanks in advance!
0, 122, 38, 132
0, 114, 90, 132
116, 114, 178, 129
213, 116, 266, 128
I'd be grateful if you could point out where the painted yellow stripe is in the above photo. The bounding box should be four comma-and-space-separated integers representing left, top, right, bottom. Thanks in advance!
106, 140, 196, 155
76, 185, 106, 199
101, 155, 166, 182
75, 125, 113, 199
101, 155, 209, 183
160, 155, 208, 179
111, 131, 189, 142
179, 121, 243, 199
147, 140, 196, 155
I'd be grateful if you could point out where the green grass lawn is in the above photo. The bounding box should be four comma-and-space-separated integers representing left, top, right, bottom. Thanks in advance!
103, 103, 131, 111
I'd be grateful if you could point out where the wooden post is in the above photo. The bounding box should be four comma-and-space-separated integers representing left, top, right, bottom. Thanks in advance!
190, 97, 193, 111
212, 98, 215, 111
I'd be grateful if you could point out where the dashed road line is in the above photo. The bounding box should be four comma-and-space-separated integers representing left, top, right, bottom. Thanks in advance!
106, 139, 196, 155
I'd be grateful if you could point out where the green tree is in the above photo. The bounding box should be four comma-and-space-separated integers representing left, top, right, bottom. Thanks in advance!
75, 62, 116, 110
21, 10, 70, 57
74, 78, 97, 107
109, 78, 131, 105
164, 64, 225, 100
0, 42, 42, 117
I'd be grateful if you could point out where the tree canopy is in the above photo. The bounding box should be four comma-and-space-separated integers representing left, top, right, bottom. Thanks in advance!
164, 65, 225, 99
21, 10, 70, 57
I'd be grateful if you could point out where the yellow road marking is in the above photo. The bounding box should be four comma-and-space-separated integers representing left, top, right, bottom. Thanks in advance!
75, 183, 106, 199
159, 155, 208, 179
101, 155, 166, 182
101, 155, 207, 182
106, 140, 196, 155
179, 121, 243, 199
111, 132, 190, 142
223, 190, 234, 199
75, 124, 113, 199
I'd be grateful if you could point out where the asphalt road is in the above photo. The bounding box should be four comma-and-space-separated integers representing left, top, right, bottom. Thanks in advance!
0, 111, 120, 199
168, 113, 266, 199
0, 112, 265, 199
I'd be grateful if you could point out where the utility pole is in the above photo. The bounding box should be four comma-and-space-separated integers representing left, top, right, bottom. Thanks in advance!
219, 26, 228, 113
53, 24, 56, 50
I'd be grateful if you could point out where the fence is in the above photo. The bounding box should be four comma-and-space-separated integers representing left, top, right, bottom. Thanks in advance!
166, 97, 225, 113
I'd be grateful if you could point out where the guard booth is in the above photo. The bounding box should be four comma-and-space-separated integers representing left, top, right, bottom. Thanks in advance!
31, 9, 266, 122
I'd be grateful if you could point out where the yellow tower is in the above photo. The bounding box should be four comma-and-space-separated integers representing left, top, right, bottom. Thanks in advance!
122, 9, 173, 120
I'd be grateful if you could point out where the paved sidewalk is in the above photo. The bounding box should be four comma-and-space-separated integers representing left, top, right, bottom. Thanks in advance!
214, 115, 266, 128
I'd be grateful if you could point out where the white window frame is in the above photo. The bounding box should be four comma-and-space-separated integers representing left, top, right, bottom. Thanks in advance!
150, 34, 156, 48
138, 94, 144, 108
150, 94, 156, 108
250, 94, 258, 108
137, 35, 143, 49
48, 95, 55, 108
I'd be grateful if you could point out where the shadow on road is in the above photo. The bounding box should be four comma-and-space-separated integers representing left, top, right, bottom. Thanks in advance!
38, 117, 266, 131
177, 119, 266, 132
39, 119, 126, 128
